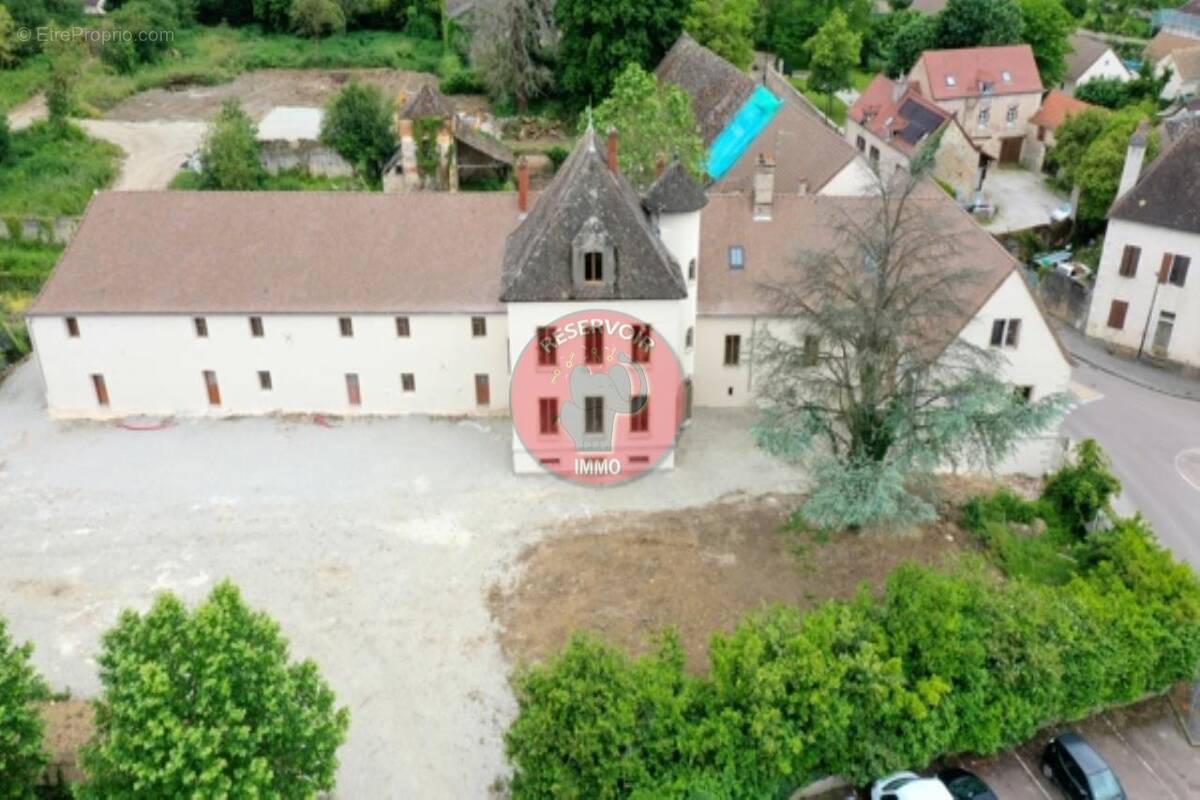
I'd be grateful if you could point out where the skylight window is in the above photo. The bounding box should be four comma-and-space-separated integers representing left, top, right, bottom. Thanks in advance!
1002, 70, 1012, 82
945, 75, 956, 86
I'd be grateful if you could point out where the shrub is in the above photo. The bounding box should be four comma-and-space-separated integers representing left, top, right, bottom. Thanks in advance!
197, 99, 263, 189
1042, 438, 1121, 537
545, 145, 569, 171
0, 617, 49, 798
319, 80, 397, 180
0, 115, 10, 164
78, 581, 349, 798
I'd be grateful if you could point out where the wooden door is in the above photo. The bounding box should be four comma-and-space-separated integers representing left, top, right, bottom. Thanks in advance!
999, 136, 1022, 164
203, 370, 221, 406
91, 374, 109, 407
475, 374, 490, 407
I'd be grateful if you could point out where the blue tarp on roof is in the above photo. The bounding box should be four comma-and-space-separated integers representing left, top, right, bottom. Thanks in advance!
705, 85, 783, 179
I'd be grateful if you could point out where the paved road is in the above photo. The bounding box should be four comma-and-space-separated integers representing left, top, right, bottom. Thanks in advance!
1064, 361, 1200, 568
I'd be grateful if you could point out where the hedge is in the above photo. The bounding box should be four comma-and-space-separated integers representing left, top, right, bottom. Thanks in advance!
505, 466, 1200, 798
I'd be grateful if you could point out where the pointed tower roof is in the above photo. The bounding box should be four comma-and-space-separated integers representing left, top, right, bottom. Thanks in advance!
401, 85, 452, 119
642, 161, 708, 214
500, 131, 687, 302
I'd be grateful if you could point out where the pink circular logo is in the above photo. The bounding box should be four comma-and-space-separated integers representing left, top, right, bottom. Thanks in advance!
510, 309, 685, 486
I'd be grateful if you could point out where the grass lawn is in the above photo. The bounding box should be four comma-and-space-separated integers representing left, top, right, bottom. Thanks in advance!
0, 240, 63, 364
169, 168, 371, 191
0, 122, 121, 218
790, 78, 848, 126
0, 55, 50, 114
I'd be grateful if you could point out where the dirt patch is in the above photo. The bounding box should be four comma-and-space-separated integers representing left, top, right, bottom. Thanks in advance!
102, 69, 488, 123
489, 492, 974, 672
39, 699, 94, 785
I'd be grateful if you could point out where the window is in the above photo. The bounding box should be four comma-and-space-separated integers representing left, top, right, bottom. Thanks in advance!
1001, 70, 1012, 82
1016, 385, 1033, 402
91, 374, 109, 407
1118, 245, 1141, 278
249, 316, 264, 337
1107, 299, 1129, 329
475, 373, 490, 406
395, 316, 410, 337
980, 81, 994, 94
471, 316, 487, 337
688, 259, 696, 281
1164, 254, 1190, 287
728, 245, 745, 270
401, 373, 415, 392
630, 394, 649, 433
538, 397, 558, 434
339, 317, 353, 337
585, 325, 603, 364
802, 335, 820, 367
1006, 105, 1018, 125
584, 396, 604, 434
203, 370, 221, 406
258, 370, 272, 390
685, 326, 694, 350
584, 251, 604, 282
989, 318, 1021, 348
724, 334, 741, 366
945, 74, 956, 86
194, 317, 208, 337
869, 145, 880, 166
536, 326, 557, 366
855, 135, 865, 151
346, 373, 361, 406
65, 317, 79, 338
631, 324, 651, 363
977, 108, 989, 127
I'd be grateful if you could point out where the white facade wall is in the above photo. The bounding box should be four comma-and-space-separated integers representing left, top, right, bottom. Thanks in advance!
1085, 218, 1200, 367
1070, 49, 1132, 92
844, 119, 909, 183
818, 158, 879, 196
30, 312, 509, 419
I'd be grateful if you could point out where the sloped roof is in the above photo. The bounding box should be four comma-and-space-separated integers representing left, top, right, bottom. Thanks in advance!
1182, 0, 1200, 14
1110, 128, 1200, 234
1066, 34, 1118, 83
642, 161, 708, 213
28, 192, 524, 315
655, 33, 758, 144
1029, 89, 1097, 130
849, 75, 952, 156
401, 85, 452, 119
1168, 45, 1200, 80
500, 130, 687, 302
454, 125, 514, 165
915, 45, 1043, 100
256, 107, 323, 142
1145, 31, 1200, 63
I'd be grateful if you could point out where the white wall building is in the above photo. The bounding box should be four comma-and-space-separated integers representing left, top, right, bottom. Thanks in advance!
1063, 34, 1133, 96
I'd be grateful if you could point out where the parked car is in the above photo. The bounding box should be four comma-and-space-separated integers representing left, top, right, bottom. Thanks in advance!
937, 767, 998, 800
870, 771, 954, 800
1041, 732, 1126, 799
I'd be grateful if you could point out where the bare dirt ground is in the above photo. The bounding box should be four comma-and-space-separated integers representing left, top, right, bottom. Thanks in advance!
78, 120, 207, 190
39, 699, 93, 785
489, 492, 974, 672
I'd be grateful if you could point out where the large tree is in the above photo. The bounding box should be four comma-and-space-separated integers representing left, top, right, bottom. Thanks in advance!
290, 0, 346, 39
554, 0, 690, 105
937, 0, 1022, 49
805, 9, 862, 119
198, 99, 264, 189
78, 582, 349, 798
0, 617, 48, 798
752, 150, 1065, 530
1067, 106, 1159, 226
886, 11, 939, 77
685, 0, 757, 70
468, 0, 556, 113
756, 0, 871, 69
43, 27, 84, 127
319, 80, 397, 180
1017, 0, 1073, 85
591, 62, 703, 189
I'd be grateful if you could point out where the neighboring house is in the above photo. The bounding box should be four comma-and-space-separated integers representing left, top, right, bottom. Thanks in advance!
908, 45, 1045, 163
382, 86, 514, 192
656, 34, 876, 196
1063, 33, 1133, 95
1085, 127, 1200, 372
1161, 98, 1200, 144
1024, 90, 1099, 173
255, 107, 353, 179
1146, 30, 1200, 64
846, 74, 989, 202
26, 128, 1069, 474
1152, 0, 1200, 39
1156, 46, 1200, 100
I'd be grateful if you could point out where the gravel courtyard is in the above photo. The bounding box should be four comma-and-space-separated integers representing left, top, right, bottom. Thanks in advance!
0, 359, 803, 797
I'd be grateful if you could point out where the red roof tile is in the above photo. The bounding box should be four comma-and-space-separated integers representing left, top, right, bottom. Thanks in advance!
916, 45, 1043, 101
1029, 90, 1097, 130
848, 74, 952, 155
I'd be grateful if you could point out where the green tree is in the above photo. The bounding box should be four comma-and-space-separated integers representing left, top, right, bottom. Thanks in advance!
1042, 438, 1122, 537
43, 29, 84, 127
319, 80, 397, 180
78, 582, 349, 798
0, 617, 48, 798
805, 9, 861, 119
590, 62, 703, 189
937, 0, 1022, 48
1046, 105, 1106, 176
1073, 106, 1159, 225
198, 99, 264, 190
252, 0, 292, 31
685, 0, 757, 70
1073, 76, 1128, 108
1017, 0, 1072, 85
468, 0, 556, 113
554, 0, 690, 105
0, 115, 10, 165
0, 7, 18, 67
290, 0, 345, 38
756, 0, 870, 69
886, 12, 939, 76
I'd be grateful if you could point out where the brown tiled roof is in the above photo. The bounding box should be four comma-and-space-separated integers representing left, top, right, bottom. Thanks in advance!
1169, 46, 1200, 80
655, 33, 757, 144
1029, 89, 1098, 130
1066, 34, 1117, 82
454, 125, 514, 165
849, 74, 952, 156
402, 85, 452, 119
1110, 128, 1200, 234
1145, 31, 1200, 63
28, 192, 525, 315
916, 45, 1043, 100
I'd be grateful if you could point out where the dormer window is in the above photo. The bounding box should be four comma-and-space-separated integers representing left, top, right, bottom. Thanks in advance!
572, 217, 615, 292
980, 81, 993, 94
1001, 70, 1012, 82
945, 75, 956, 87
584, 251, 604, 283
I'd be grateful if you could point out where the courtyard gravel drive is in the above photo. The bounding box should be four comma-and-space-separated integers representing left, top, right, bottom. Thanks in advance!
0, 359, 803, 797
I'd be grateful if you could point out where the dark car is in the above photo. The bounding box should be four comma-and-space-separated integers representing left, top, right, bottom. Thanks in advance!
1041, 732, 1126, 800
937, 767, 998, 800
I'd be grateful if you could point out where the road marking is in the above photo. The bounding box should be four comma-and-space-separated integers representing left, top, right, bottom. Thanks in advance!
1012, 751, 1054, 799
1174, 449, 1200, 493
1102, 713, 1183, 800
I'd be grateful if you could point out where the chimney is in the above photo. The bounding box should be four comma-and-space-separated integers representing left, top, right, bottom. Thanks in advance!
753, 153, 775, 220
797, 178, 809, 196
1116, 120, 1149, 200
517, 157, 529, 214
606, 127, 619, 174
891, 79, 907, 103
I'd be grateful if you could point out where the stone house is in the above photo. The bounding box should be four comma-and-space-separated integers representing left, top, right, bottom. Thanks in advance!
1024, 90, 1099, 173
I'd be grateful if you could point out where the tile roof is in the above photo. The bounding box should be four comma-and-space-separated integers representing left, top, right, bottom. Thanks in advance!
1065, 34, 1117, 83
28, 191, 524, 315
499, 130, 688, 302
454, 124, 514, 165
655, 33, 758, 144
1029, 89, 1098, 130
1109, 128, 1200, 234
1145, 31, 1200, 63
915, 45, 1043, 100
642, 161, 708, 213
401, 85, 452, 119
848, 75, 952, 156
1168, 45, 1200, 80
